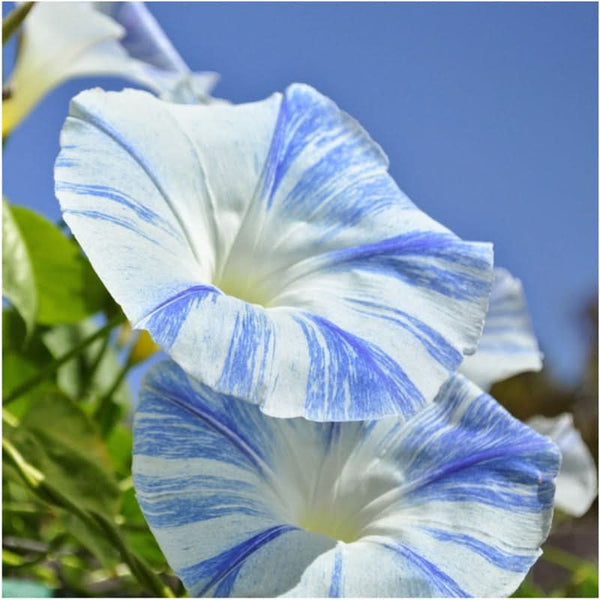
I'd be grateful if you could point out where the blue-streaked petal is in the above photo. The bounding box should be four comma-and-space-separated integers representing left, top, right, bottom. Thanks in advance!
528, 413, 597, 517
56, 84, 493, 421
133, 361, 559, 597
460, 267, 542, 389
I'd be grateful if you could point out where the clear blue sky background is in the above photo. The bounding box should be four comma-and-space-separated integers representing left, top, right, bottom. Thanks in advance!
3, 2, 598, 384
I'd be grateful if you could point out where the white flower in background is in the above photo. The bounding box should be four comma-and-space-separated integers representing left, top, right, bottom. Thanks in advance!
132, 361, 559, 597
3, 2, 217, 135
459, 267, 543, 389
461, 267, 597, 517
527, 413, 597, 517
55, 83, 493, 422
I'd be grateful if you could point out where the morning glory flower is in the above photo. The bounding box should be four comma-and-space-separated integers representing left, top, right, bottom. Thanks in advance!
527, 413, 597, 517
3, 2, 217, 135
132, 360, 559, 597
460, 267, 542, 390
55, 83, 493, 421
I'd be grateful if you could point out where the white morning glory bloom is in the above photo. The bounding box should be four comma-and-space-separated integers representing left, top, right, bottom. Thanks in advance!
527, 413, 597, 517
460, 267, 542, 390
55, 84, 493, 421
132, 360, 559, 597
3, 2, 217, 134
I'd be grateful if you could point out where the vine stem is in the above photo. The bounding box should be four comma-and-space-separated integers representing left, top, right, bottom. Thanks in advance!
3, 313, 126, 405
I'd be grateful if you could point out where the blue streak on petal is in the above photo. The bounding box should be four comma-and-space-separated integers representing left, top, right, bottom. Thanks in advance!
57, 181, 182, 240
296, 313, 425, 421
320, 232, 491, 301
179, 525, 297, 595
382, 542, 470, 597
216, 304, 275, 401
348, 299, 462, 372
140, 378, 273, 479
140, 285, 220, 349
420, 528, 533, 573
329, 546, 344, 597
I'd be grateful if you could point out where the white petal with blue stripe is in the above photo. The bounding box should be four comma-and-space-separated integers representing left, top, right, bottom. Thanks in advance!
133, 361, 559, 597
56, 84, 493, 421
460, 267, 542, 390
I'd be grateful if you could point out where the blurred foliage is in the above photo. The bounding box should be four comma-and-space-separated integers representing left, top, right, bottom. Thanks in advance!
3, 201, 178, 597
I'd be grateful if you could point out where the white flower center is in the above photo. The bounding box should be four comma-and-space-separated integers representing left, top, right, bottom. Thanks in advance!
264, 429, 405, 544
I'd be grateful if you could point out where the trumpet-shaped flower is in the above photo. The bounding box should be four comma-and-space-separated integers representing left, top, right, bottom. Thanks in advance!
460, 267, 542, 390
55, 84, 493, 421
132, 360, 559, 597
3, 2, 217, 135
527, 413, 597, 517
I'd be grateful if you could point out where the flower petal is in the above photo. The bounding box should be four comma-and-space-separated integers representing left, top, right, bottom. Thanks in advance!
528, 413, 597, 517
133, 361, 559, 597
57, 85, 493, 421
460, 267, 542, 389
3, 2, 215, 134
94, 2, 219, 101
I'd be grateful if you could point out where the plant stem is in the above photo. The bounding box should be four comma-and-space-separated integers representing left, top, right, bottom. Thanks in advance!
79, 331, 111, 399
3, 313, 125, 405
2, 2, 34, 46
93, 335, 138, 436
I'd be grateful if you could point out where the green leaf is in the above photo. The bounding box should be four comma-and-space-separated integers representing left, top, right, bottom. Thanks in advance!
60, 512, 120, 568
5, 391, 120, 518
21, 390, 114, 473
3, 200, 36, 336
7, 204, 109, 326
3, 310, 54, 418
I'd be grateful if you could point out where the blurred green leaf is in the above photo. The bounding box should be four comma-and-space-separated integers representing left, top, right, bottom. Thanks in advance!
3, 310, 54, 418
105, 422, 133, 478
565, 564, 599, 597
3, 200, 36, 336
42, 319, 131, 408
5, 391, 120, 518
8, 204, 109, 326
21, 390, 114, 473
60, 511, 120, 569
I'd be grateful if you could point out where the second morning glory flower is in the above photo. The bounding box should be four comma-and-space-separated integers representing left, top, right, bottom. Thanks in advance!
55, 83, 493, 421
3, 2, 217, 135
132, 361, 559, 597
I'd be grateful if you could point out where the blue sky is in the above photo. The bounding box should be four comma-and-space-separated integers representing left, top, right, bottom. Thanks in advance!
3, 2, 597, 383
